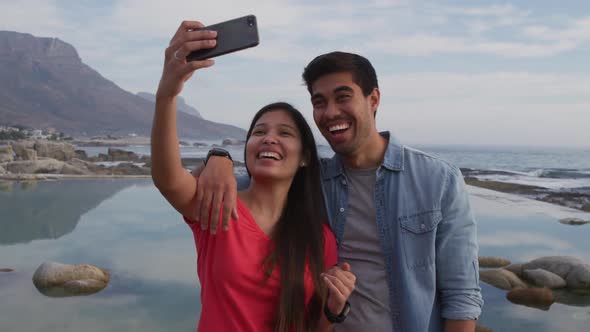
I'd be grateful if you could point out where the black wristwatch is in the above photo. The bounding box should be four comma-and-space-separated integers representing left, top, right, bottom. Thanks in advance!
205, 148, 233, 165
324, 301, 351, 324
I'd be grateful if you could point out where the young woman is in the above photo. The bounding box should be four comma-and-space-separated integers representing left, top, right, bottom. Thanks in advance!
151, 21, 355, 332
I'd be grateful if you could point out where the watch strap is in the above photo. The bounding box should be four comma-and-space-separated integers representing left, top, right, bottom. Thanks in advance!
205, 148, 233, 165
324, 300, 351, 324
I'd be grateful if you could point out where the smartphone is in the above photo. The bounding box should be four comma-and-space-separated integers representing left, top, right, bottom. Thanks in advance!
186, 15, 259, 61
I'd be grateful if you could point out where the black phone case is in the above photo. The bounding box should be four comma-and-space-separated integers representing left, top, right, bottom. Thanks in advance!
186, 15, 259, 61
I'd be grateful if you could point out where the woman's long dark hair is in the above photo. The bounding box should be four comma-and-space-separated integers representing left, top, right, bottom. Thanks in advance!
244, 102, 327, 332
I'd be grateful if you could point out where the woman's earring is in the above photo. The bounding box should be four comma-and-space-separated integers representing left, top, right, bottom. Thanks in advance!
300, 162, 306, 167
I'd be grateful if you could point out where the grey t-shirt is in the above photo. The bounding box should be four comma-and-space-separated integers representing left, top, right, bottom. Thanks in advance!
335, 167, 392, 332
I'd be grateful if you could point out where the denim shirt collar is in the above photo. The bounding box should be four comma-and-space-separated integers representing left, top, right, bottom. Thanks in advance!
322, 131, 404, 179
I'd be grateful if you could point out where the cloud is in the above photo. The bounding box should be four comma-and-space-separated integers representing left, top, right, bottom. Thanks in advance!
380, 72, 590, 100
524, 16, 590, 42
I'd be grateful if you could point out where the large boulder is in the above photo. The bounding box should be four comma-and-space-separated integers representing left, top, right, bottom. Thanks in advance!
107, 148, 139, 162
5, 158, 93, 175
34, 141, 76, 161
522, 256, 590, 289
505, 263, 523, 277
74, 149, 88, 160
559, 218, 590, 226
32, 262, 109, 297
110, 162, 150, 175
62, 159, 92, 175
11, 141, 36, 160
479, 268, 527, 290
522, 268, 567, 288
553, 289, 590, 306
479, 256, 511, 268
5, 159, 66, 174
506, 287, 554, 311
0, 145, 14, 163
22, 148, 37, 161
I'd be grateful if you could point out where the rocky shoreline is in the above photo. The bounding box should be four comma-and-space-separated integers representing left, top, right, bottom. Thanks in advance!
2, 140, 588, 215
0, 139, 245, 182
462, 168, 590, 213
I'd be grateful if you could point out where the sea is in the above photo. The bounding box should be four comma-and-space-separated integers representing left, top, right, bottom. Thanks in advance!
1, 143, 590, 331
83, 141, 590, 195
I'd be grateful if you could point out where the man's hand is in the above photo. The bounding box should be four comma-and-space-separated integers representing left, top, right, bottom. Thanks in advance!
191, 156, 238, 234
322, 262, 356, 314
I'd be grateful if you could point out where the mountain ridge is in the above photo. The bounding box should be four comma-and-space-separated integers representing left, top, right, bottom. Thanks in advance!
0, 31, 244, 139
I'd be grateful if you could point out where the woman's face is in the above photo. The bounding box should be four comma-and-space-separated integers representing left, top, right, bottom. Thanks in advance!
246, 110, 305, 182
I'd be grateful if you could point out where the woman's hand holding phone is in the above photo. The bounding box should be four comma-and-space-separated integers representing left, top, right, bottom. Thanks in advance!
156, 21, 217, 100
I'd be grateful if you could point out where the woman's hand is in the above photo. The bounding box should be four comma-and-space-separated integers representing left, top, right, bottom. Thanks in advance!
322, 262, 356, 315
156, 20, 217, 100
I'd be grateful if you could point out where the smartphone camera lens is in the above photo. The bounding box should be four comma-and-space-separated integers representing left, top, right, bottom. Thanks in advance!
247, 16, 254, 27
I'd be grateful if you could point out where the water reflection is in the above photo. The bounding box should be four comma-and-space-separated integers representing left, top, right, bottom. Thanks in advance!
0, 181, 589, 331
0, 179, 137, 245
470, 190, 590, 331
0, 179, 201, 332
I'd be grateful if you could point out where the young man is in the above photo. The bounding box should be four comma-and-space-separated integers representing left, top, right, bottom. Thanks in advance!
193, 52, 483, 331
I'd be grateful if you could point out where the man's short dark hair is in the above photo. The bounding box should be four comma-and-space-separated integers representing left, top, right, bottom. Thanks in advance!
302, 51, 378, 97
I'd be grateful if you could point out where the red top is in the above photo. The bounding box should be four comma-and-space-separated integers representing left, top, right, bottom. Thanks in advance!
185, 198, 338, 332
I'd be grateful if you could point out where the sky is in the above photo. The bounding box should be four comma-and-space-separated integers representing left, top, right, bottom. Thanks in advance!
1, 0, 589, 147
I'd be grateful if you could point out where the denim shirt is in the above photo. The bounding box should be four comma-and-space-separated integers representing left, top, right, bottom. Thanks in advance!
321, 132, 483, 331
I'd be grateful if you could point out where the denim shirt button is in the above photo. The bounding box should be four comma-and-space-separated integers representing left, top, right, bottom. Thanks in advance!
339, 207, 345, 212
341, 179, 347, 185
420, 223, 426, 230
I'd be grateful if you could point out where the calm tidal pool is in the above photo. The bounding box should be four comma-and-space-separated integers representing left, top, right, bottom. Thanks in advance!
1, 180, 589, 331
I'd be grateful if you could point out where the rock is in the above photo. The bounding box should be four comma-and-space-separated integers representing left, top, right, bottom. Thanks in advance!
193, 142, 208, 147
179, 140, 190, 146
74, 149, 88, 160
5, 159, 66, 174
34, 141, 75, 161
97, 153, 109, 162
140, 155, 151, 167
522, 256, 590, 289
107, 148, 139, 162
480, 268, 527, 290
522, 268, 567, 288
11, 141, 37, 160
479, 256, 511, 268
61, 161, 91, 175
181, 157, 205, 169
0, 164, 6, 175
475, 324, 493, 332
559, 218, 590, 225
0, 268, 14, 272
506, 287, 554, 311
505, 263, 523, 277
566, 264, 590, 289
0, 145, 14, 162
553, 289, 590, 307
222, 138, 244, 146
22, 148, 37, 161
32, 262, 109, 297
110, 162, 150, 175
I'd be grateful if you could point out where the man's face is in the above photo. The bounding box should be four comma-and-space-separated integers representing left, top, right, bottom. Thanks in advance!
310, 72, 378, 157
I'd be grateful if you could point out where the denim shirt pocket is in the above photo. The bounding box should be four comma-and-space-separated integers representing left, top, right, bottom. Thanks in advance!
399, 210, 442, 269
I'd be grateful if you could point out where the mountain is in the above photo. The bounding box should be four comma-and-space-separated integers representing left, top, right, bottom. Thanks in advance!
0, 31, 245, 139
137, 92, 202, 118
